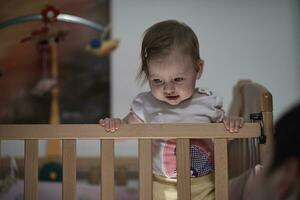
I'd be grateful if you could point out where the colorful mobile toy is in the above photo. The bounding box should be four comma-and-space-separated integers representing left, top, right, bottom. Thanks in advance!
0, 4, 119, 158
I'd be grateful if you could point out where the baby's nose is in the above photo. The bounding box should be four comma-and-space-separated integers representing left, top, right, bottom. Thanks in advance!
163, 82, 175, 93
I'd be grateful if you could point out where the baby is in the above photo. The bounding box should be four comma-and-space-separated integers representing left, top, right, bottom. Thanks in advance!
100, 20, 244, 200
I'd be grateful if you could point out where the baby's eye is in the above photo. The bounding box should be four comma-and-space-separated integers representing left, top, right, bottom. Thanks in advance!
152, 79, 163, 85
174, 77, 184, 82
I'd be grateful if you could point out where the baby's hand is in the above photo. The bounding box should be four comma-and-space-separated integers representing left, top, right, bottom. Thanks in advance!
99, 118, 122, 133
223, 116, 245, 133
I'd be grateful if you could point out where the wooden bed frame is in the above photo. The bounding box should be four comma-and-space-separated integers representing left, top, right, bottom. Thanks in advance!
0, 80, 273, 200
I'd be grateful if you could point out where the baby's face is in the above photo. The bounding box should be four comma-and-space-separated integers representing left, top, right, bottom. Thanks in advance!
147, 50, 202, 105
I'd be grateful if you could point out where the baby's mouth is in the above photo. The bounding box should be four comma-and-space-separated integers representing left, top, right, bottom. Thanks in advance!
166, 95, 179, 100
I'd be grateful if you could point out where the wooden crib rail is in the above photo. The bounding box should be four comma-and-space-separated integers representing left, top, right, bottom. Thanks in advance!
0, 123, 259, 140
0, 123, 260, 200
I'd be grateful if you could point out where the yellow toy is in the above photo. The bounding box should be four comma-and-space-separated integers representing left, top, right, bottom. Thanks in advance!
85, 24, 119, 56
85, 38, 119, 56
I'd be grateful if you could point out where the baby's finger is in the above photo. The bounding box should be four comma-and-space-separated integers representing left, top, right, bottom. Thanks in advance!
115, 119, 121, 130
108, 119, 115, 132
229, 118, 236, 133
109, 119, 120, 133
104, 118, 112, 132
234, 119, 240, 132
223, 117, 230, 131
99, 119, 105, 126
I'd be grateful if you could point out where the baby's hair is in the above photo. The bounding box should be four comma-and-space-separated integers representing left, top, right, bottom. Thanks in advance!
137, 20, 201, 83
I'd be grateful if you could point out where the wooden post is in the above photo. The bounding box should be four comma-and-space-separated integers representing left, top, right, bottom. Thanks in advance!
62, 139, 76, 200
24, 140, 38, 200
214, 138, 228, 200
176, 139, 191, 200
139, 139, 152, 200
261, 112, 273, 167
101, 139, 115, 200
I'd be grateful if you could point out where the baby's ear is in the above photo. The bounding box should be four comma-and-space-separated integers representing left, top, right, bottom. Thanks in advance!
196, 59, 204, 79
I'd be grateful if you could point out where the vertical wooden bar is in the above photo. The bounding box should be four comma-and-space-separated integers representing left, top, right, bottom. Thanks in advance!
139, 139, 152, 200
214, 138, 228, 200
176, 139, 191, 200
260, 112, 273, 166
24, 140, 38, 200
101, 139, 115, 200
63, 139, 76, 200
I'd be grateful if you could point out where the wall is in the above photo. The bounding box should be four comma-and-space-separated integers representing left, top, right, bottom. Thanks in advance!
110, 0, 300, 157
2, 0, 300, 157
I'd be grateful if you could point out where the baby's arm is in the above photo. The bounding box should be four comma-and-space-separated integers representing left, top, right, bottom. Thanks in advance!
99, 112, 143, 133
223, 116, 245, 133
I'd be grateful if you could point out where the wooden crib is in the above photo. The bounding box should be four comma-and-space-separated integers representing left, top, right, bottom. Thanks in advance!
0, 80, 273, 200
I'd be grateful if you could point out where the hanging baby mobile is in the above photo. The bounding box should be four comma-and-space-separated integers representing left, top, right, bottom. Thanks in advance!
0, 4, 119, 181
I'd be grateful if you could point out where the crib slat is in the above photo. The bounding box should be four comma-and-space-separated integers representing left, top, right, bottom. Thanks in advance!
24, 140, 38, 200
176, 139, 191, 200
260, 111, 273, 165
101, 139, 115, 200
139, 139, 152, 200
63, 139, 76, 200
214, 138, 228, 200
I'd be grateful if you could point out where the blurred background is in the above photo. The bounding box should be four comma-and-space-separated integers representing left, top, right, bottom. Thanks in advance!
0, 0, 110, 124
